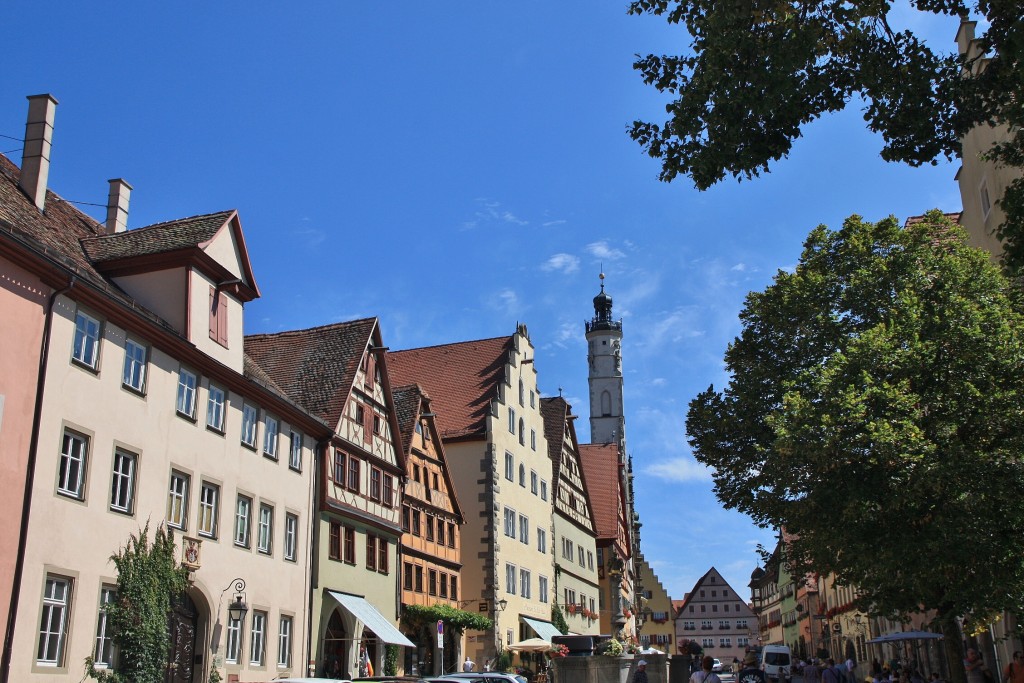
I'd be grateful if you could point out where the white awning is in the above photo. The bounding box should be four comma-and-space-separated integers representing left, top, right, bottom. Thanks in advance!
326, 591, 414, 647
521, 616, 562, 641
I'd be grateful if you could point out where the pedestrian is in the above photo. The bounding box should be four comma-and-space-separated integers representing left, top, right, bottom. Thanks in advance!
634, 659, 650, 683
464, 656, 476, 672
692, 655, 723, 683
734, 658, 742, 676
804, 658, 822, 683
1005, 652, 1024, 683
873, 661, 883, 678
738, 651, 768, 683
965, 648, 988, 683
823, 659, 844, 683
847, 657, 859, 683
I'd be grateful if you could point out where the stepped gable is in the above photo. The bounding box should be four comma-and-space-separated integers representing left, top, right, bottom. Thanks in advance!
579, 442, 620, 540
244, 318, 377, 425
388, 335, 513, 441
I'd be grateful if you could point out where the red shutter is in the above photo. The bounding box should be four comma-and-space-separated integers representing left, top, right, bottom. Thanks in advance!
363, 405, 373, 444
217, 293, 229, 346
365, 352, 376, 389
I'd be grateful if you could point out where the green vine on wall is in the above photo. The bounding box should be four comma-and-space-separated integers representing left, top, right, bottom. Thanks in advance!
551, 603, 569, 635
84, 522, 189, 683
385, 644, 398, 676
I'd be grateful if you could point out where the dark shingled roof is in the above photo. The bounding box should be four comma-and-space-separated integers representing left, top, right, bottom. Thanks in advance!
392, 384, 424, 458
387, 336, 513, 441
244, 318, 377, 426
81, 211, 235, 262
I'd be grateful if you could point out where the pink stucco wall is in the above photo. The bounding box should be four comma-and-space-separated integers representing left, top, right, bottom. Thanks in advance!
0, 256, 50, 637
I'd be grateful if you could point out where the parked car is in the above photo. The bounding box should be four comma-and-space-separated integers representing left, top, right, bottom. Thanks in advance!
445, 673, 529, 683
713, 659, 724, 673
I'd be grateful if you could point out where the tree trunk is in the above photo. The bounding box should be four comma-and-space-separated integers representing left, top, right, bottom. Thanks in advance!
940, 616, 966, 683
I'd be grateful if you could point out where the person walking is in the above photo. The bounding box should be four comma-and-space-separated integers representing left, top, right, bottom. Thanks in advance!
803, 658, 822, 683
965, 648, 987, 683
1004, 652, 1024, 683
463, 656, 476, 672
692, 656, 723, 683
634, 659, 650, 683
738, 652, 767, 683
823, 659, 844, 683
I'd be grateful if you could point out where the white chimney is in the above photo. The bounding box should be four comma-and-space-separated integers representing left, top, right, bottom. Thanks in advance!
19, 94, 58, 212
105, 178, 132, 234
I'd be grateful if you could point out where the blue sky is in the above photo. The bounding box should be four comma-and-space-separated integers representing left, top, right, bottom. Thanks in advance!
2, 2, 965, 601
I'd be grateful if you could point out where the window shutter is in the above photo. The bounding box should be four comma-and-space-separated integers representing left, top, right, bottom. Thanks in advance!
218, 293, 229, 345
363, 405, 373, 444
365, 352, 376, 389
209, 287, 217, 341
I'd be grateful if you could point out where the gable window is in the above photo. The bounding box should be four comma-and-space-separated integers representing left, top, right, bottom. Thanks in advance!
166, 471, 190, 530
504, 452, 514, 481
109, 449, 136, 514
176, 369, 197, 419
206, 385, 226, 432
122, 339, 147, 393
334, 450, 345, 484
234, 495, 252, 548
241, 404, 258, 448
198, 482, 219, 538
209, 286, 229, 347
257, 503, 273, 554
37, 575, 72, 665
73, 310, 101, 369
284, 513, 298, 561
262, 416, 279, 459
348, 457, 360, 492
289, 431, 302, 471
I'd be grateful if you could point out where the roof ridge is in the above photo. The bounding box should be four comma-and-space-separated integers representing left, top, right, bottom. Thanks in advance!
392, 334, 512, 354
245, 317, 377, 340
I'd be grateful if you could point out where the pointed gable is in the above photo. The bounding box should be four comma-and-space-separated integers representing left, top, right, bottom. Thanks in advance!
245, 318, 378, 426
542, 396, 595, 532
387, 335, 514, 441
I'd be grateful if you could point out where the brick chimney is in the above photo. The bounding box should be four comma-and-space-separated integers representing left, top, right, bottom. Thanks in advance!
105, 178, 132, 234
19, 94, 58, 212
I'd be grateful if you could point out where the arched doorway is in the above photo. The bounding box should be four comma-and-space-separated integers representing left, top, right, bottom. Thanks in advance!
166, 592, 199, 683
323, 610, 349, 678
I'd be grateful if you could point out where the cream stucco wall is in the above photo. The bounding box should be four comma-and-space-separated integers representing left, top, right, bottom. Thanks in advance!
9, 293, 315, 682
113, 267, 188, 333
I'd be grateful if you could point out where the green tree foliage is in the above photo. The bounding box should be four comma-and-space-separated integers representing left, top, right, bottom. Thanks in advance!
686, 211, 1024, 682
628, 0, 1024, 269
85, 522, 189, 683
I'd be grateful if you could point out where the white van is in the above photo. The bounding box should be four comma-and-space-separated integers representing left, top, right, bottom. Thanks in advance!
761, 645, 792, 682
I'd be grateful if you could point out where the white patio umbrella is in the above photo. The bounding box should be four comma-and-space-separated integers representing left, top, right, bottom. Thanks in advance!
508, 637, 554, 652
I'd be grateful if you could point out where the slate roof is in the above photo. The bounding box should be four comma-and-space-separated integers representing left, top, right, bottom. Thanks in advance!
244, 318, 377, 426
81, 210, 235, 262
387, 336, 513, 441
392, 384, 425, 458
578, 442, 620, 540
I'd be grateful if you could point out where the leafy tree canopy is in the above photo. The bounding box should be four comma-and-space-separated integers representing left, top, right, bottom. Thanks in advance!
628, 0, 1024, 269
686, 212, 1024, 677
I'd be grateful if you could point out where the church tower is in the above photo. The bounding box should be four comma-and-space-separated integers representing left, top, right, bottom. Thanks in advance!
585, 273, 625, 452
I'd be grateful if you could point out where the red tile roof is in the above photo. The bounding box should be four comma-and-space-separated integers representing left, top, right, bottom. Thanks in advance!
579, 442, 620, 540
387, 336, 513, 441
244, 318, 377, 426
80, 211, 236, 262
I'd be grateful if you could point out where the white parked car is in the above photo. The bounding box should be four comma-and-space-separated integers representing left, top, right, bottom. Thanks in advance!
713, 659, 724, 673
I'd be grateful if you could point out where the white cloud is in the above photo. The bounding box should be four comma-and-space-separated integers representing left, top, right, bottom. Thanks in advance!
502, 211, 528, 226
541, 253, 580, 274
643, 457, 713, 482
651, 377, 667, 386
586, 240, 626, 261
543, 219, 567, 227
731, 262, 747, 272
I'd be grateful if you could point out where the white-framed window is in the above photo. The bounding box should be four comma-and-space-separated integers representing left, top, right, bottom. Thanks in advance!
701, 619, 712, 629
122, 338, 147, 392
58, 429, 88, 499
176, 368, 197, 418
539, 575, 549, 603
504, 451, 514, 480
235, 495, 252, 548
505, 563, 517, 594
736, 619, 748, 630
73, 310, 101, 369
587, 551, 594, 570
284, 513, 298, 561
241, 403, 258, 447
578, 546, 585, 567
94, 585, 117, 667
683, 620, 695, 631
530, 470, 538, 494
562, 537, 574, 560
719, 619, 730, 629
109, 449, 136, 514
503, 507, 516, 538
37, 575, 72, 665
206, 384, 226, 432
530, 429, 536, 450
250, 610, 266, 666
263, 415, 279, 458
702, 638, 714, 648
289, 431, 303, 471
738, 637, 749, 647
537, 528, 547, 554
167, 471, 189, 530
258, 504, 273, 554
520, 568, 531, 598
540, 480, 548, 501
720, 637, 731, 647
226, 615, 243, 664
278, 615, 292, 668
565, 588, 576, 606
198, 482, 219, 538
508, 408, 516, 434
519, 515, 529, 544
